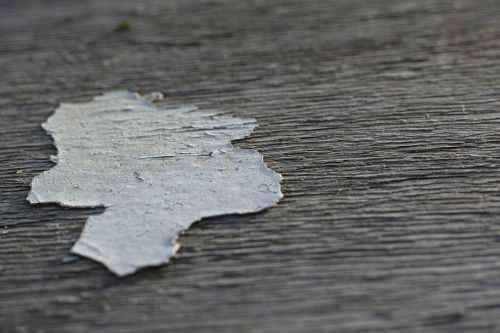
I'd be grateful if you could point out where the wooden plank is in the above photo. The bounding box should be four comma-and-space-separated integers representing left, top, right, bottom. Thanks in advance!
2, 0, 500, 331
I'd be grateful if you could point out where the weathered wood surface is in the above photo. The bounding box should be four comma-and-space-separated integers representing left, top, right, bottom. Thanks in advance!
2, 0, 500, 332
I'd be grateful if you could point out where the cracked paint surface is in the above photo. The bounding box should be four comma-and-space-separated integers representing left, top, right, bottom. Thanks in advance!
28, 91, 282, 276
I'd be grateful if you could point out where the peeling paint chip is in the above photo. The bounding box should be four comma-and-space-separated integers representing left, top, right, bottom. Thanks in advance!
28, 91, 282, 276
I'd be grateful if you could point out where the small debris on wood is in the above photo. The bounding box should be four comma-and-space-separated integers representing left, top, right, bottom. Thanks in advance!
113, 21, 131, 32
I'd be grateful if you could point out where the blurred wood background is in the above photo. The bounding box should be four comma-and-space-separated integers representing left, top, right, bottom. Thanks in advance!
2, 0, 500, 332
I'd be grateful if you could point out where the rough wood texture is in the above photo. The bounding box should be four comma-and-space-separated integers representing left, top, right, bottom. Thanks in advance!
1, 0, 500, 332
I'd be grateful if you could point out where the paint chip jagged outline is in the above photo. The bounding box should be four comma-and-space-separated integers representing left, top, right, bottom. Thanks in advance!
28, 91, 282, 276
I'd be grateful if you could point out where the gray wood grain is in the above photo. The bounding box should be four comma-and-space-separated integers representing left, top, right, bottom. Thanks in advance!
2, 0, 500, 332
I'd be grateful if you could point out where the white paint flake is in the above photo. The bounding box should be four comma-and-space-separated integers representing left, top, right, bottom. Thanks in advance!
28, 91, 282, 276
